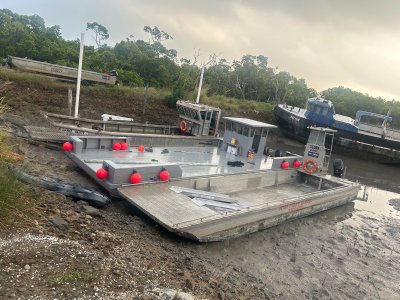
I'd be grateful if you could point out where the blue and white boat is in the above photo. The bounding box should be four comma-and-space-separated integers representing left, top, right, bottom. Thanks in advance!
274, 97, 400, 151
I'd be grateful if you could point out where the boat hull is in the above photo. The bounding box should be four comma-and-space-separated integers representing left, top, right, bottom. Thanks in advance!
118, 171, 359, 242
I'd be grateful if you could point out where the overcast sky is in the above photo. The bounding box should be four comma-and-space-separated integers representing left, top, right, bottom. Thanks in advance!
2, 0, 400, 100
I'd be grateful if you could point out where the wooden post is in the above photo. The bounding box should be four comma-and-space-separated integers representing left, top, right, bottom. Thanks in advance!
143, 83, 149, 117
68, 88, 73, 116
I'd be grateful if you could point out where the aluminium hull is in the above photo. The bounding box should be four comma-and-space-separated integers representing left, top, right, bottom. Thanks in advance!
178, 186, 357, 242
8, 56, 116, 85
118, 171, 359, 242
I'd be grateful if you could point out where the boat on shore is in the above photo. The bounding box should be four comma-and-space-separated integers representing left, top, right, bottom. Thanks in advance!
62, 119, 360, 241
5, 55, 118, 85
274, 98, 400, 163
43, 100, 221, 138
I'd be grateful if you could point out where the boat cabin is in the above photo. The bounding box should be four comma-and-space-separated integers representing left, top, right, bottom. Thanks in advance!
222, 117, 277, 156
176, 100, 221, 137
304, 98, 335, 126
301, 127, 336, 175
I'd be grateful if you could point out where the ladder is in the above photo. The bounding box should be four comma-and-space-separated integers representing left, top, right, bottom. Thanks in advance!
323, 131, 335, 169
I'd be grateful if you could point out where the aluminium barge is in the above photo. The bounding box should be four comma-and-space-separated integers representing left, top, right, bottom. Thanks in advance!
62, 125, 359, 242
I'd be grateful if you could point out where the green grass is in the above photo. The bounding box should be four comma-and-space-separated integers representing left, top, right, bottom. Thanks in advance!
0, 99, 41, 231
0, 143, 40, 231
0, 68, 69, 91
0, 161, 35, 226
0, 68, 168, 101
53, 270, 97, 285
0, 97, 8, 114
84, 84, 169, 102
0, 67, 277, 123
201, 93, 276, 123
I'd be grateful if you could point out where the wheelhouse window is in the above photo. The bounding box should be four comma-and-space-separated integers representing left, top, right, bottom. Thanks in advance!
243, 126, 249, 137
262, 128, 268, 137
232, 123, 237, 133
225, 120, 232, 131
249, 128, 255, 137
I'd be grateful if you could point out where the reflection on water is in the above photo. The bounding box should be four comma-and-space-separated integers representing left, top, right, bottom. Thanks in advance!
354, 186, 400, 219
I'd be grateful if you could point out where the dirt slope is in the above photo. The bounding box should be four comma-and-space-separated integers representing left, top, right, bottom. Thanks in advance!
0, 78, 178, 127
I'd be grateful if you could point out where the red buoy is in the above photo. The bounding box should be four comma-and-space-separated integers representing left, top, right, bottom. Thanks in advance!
281, 161, 290, 169
130, 172, 142, 184
96, 168, 108, 180
293, 160, 302, 168
120, 142, 128, 150
62, 142, 73, 152
138, 145, 145, 152
159, 169, 170, 181
113, 142, 122, 151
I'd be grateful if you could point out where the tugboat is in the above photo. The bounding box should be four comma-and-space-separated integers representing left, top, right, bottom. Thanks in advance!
274, 97, 400, 151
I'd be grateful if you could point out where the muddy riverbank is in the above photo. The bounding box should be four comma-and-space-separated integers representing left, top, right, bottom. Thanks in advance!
0, 129, 399, 299
1, 78, 400, 299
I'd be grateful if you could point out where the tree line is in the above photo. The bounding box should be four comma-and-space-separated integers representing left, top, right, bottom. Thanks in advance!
1, 9, 399, 126
0, 9, 315, 103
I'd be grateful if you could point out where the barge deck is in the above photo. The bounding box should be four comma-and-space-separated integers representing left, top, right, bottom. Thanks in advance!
63, 134, 359, 242
118, 171, 358, 242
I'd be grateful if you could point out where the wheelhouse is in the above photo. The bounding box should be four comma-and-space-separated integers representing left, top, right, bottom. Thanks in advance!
222, 117, 277, 156
304, 98, 335, 126
176, 100, 221, 137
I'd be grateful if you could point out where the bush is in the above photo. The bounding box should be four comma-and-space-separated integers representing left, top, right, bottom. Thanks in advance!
0, 99, 40, 231
165, 84, 184, 108
116, 70, 144, 87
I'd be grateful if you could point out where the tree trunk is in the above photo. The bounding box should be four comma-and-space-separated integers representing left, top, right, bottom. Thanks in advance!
236, 75, 246, 100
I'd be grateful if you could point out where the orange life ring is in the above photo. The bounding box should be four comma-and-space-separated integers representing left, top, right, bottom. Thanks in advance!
180, 120, 187, 132
303, 159, 318, 174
